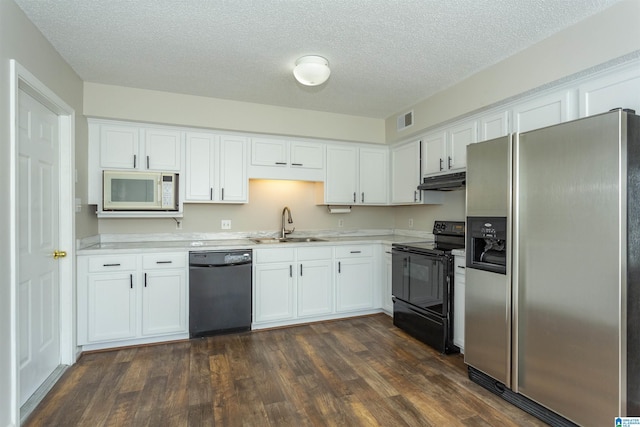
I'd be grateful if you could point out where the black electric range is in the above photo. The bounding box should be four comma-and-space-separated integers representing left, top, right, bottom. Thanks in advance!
391, 220, 465, 354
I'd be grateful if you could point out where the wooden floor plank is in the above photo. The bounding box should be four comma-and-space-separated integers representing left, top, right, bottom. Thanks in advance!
24, 314, 549, 427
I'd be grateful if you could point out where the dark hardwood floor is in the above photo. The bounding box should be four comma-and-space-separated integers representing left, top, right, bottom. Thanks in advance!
25, 314, 548, 426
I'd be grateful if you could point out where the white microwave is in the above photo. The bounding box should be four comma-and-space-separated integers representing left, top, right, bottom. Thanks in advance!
103, 170, 179, 211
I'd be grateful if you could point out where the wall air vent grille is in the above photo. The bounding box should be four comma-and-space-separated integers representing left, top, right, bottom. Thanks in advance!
397, 110, 414, 131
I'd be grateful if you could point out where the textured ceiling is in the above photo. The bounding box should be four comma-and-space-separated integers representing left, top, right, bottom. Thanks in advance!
14, 0, 622, 119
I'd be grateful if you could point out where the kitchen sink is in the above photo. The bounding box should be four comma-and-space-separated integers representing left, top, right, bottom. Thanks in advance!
251, 237, 327, 244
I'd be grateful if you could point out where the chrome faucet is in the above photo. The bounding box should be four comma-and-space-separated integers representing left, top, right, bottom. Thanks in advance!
281, 206, 295, 238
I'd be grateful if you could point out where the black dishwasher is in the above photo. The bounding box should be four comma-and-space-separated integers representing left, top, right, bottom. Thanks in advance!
189, 250, 252, 338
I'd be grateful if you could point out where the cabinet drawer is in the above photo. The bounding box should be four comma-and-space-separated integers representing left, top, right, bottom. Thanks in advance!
297, 246, 332, 261
143, 253, 186, 269
255, 248, 295, 264
88, 255, 137, 273
335, 245, 372, 258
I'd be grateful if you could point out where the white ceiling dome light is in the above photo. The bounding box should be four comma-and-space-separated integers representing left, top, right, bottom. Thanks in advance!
293, 55, 331, 86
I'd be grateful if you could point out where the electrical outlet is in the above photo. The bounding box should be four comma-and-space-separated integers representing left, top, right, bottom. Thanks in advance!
221, 219, 232, 230
408, 218, 414, 228
338, 219, 344, 228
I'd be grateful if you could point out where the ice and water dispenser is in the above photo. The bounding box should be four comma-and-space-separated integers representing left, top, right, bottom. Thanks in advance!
466, 217, 507, 274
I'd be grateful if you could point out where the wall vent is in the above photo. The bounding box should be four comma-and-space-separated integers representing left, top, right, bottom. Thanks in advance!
397, 110, 414, 131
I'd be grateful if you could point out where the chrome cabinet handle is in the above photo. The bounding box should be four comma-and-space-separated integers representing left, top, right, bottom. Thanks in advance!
353, 192, 356, 203
275, 162, 287, 165
210, 188, 213, 201
144, 273, 148, 287
300, 264, 303, 276
133, 154, 137, 168
130, 274, 133, 289
156, 261, 172, 264
103, 263, 120, 267
292, 163, 303, 166
289, 265, 292, 277
350, 251, 361, 254
338, 261, 341, 273
448, 156, 452, 169
147, 155, 150, 169
439, 158, 443, 171
221, 188, 224, 200
361, 192, 364, 203
414, 191, 417, 202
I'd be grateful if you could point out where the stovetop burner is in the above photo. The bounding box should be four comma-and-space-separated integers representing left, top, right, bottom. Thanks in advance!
393, 220, 465, 255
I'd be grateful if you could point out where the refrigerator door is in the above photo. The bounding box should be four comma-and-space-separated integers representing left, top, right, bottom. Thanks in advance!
513, 112, 623, 426
465, 136, 513, 386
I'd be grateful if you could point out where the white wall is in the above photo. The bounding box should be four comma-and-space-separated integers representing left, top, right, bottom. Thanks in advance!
98, 179, 396, 235
0, 1, 88, 425
84, 82, 386, 144
385, 0, 640, 143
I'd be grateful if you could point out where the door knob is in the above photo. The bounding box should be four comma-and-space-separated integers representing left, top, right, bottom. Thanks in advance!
53, 250, 67, 259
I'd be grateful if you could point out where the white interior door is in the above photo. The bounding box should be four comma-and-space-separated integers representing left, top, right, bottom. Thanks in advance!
17, 89, 61, 406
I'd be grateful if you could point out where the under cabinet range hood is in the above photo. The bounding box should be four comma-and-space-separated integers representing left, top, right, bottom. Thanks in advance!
417, 172, 466, 191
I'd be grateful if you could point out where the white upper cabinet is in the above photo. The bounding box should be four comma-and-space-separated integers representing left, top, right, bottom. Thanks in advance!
578, 65, 640, 117
479, 110, 510, 142
99, 124, 140, 170
324, 144, 388, 205
99, 124, 181, 171
391, 140, 421, 204
358, 147, 388, 204
423, 119, 477, 176
422, 130, 447, 176
251, 138, 287, 166
325, 145, 358, 204
143, 129, 182, 171
184, 131, 247, 203
249, 137, 324, 181
219, 135, 249, 202
512, 90, 575, 133
290, 141, 324, 169
448, 120, 476, 172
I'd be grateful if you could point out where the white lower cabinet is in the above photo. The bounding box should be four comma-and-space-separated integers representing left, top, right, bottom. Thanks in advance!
254, 251, 296, 323
381, 245, 393, 314
78, 251, 188, 349
297, 247, 333, 318
253, 244, 379, 329
453, 253, 466, 352
335, 245, 375, 312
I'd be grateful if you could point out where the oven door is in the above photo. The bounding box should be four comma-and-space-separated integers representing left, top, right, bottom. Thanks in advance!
392, 248, 449, 317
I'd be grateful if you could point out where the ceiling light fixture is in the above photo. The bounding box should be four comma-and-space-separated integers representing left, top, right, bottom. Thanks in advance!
293, 55, 330, 86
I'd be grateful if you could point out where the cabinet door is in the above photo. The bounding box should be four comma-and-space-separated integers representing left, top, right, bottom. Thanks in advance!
142, 269, 187, 336
185, 132, 217, 201
480, 111, 509, 142
579, 66, 640, 117
297, 260, 333, 317
290, 141, 324, 169
100, 124, 140, 169
382, 247, 393, 314
513, 90, 574, 133
144, 129, 182, 171
448, 120, 477, 171
336, 258, 374, 312
219, 135, 248, 202
325, 145, 358, 204
422, 131, 447, 175
87, 273, 137, 342
359, 148, 388, 204
453, 255, 466, 352
254, 263, 295, 322
391, 141, 420, 204
251, 138, 287, 167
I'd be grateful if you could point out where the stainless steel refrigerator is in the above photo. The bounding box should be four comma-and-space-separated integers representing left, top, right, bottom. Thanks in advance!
464, 110, 639, 427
